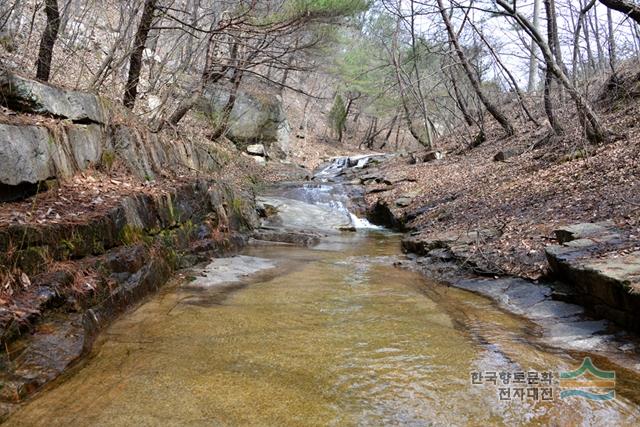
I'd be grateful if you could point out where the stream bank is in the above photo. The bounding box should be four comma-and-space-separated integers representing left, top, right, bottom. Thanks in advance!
313, 155, 640, 374
3, 156, 640, 424
6, 233, 640, 425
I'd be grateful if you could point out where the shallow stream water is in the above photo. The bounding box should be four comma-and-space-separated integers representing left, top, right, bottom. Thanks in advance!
7, 232, 640, 426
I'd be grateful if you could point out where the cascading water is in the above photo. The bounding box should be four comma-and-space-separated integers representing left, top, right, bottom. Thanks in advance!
11, 153, 640, 426
260, 155, 386, 232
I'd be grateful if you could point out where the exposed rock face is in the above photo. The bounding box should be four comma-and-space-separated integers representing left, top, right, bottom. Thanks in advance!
0, 178, 258, 413
0, 69, 105, 123
198, 86, 290, 157
401, 229, 501, 275
68, 124, 103, 169
545, 222, 640, 332
0, 72, 236, 200
0, 124, 54, 187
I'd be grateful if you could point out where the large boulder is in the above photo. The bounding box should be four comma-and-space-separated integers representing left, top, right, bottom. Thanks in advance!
0, 69, 105, 123
197, 86, 290, 157
0, 124, 55, 186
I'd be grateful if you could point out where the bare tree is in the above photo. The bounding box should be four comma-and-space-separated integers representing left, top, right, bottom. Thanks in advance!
496, 0, 611, 143
437, 0, 515, 137
123, 0, 158, 109
35, 0, 60, 81
527, 0, 541, 92
599, 0, 640, 24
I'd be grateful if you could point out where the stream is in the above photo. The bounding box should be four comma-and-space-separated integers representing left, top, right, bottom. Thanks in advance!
6, 158, 640, 426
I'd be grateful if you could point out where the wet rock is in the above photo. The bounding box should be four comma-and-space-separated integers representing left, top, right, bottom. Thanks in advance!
186, 255, 276, 288
0, 69, 105, 123
528, 300, 584, 319
257, 196, 352, 233
251, 229, 321, 246
367, 200, 404, 230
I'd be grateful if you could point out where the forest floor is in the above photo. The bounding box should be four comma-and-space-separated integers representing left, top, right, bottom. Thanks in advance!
362, 77, 640, 280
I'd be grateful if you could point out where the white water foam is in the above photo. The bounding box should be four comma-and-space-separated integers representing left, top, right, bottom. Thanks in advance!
349, 212, 383, 230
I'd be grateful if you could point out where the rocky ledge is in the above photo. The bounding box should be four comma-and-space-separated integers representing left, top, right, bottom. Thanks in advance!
0, 177, 257, 418
546, 222, 640, 331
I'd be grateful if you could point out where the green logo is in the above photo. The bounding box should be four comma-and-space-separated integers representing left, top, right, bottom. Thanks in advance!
559, 357, 615, 401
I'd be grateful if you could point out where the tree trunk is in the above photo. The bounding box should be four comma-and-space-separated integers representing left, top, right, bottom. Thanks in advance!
437, 0, 515, 136
598, 0, 640, 25
544, 0, 563, 134
527, 0, 541, 92
572, 0, 597, 83
607, 7, 617, 72
390, 6, 432, 147
123, 0, 157, 109
496, 0, 611, 143
591, 2, 606, 70
35, 0, 60, 81
450, 72, 475, 127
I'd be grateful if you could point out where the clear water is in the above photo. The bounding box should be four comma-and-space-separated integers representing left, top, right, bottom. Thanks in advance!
7, 233, 640, 426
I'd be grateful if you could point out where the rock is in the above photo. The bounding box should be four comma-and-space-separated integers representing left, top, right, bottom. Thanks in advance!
493, 148, 523, 162
423, 150, 444, 162
186, 255, 276, 288
427, 248, 453, 261
408, 150, 443, 164
247, 144, 266, 156
68, 124, 103, 169
251, 156, 266, 166
395, 197, 412, 207
197, 85, 289, 154
553, 221, 614, 244
545, 221, 640, 332
0, 124, 55, 186
252, 229, 321, 246
367, 200, 404, 230
0, 69, 105, 123
257, 196, 352, 233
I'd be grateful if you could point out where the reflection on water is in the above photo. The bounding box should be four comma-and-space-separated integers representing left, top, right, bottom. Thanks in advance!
8, 233, 640, 426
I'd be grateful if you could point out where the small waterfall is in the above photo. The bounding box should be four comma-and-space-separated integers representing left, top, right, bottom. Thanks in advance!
260, 153, 388, 233
349, 213, 383, 230
314, 153, 388, 180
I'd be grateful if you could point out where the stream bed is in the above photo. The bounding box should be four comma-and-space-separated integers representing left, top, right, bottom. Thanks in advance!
7, 231, 640, 425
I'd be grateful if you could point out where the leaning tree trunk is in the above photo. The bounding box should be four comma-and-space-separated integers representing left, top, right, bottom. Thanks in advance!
35, 0, 60, 81
437, 0, 515, 137
123, 0, 157, 109
598, 0, 640, 25
496, 0, 611, 143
